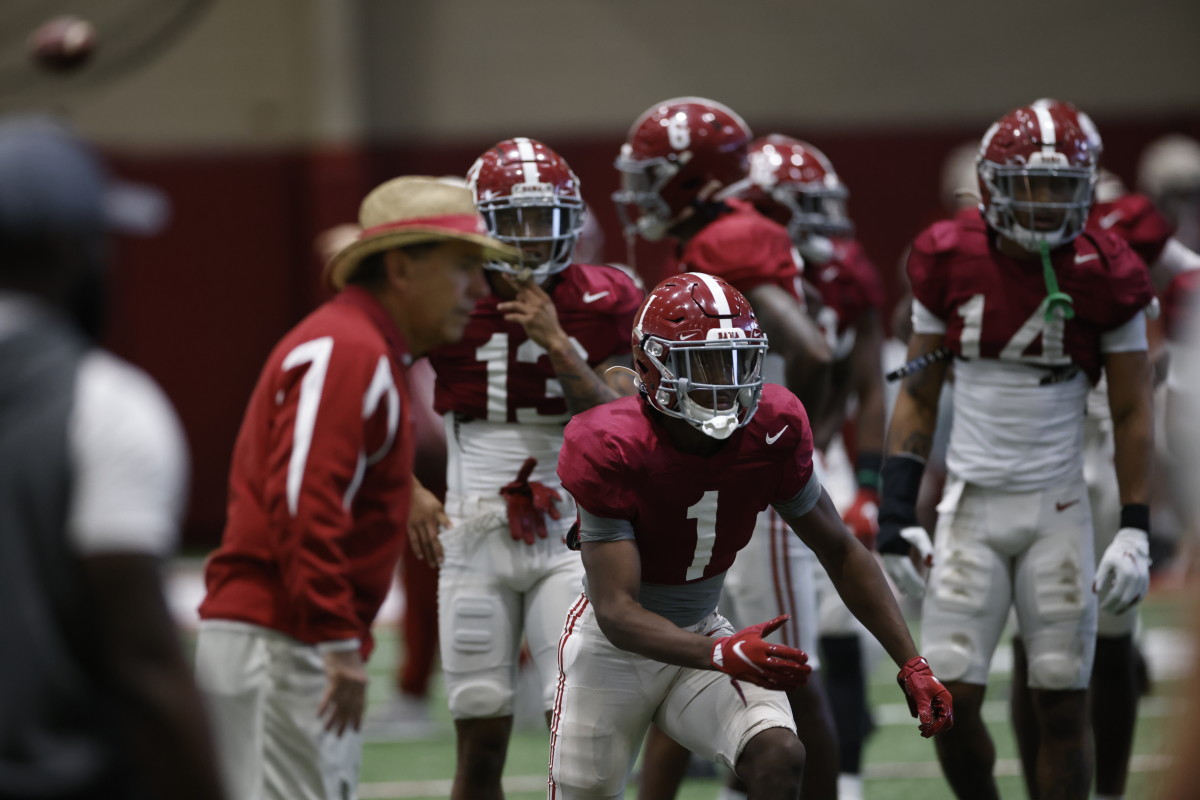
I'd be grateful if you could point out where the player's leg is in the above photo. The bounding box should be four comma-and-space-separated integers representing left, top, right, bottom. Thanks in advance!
522, 537, 587, 729
438, 510, 522, 800
1013, 480, 1098, 800
1009, 634, 1041, 799
549, 596, 662, 799
919, 480, 1014, 800
657, 611, 803, 800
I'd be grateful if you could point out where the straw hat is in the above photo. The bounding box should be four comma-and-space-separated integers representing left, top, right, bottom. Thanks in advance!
324, 175, 518, 289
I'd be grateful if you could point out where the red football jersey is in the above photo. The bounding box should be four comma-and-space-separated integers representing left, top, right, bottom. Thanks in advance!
1088, 192, 1174, 267
810, 237, 885, 341
671, 198, 803, 300
558, 384, 815, 585
429, 263, 642, 423
908, 210, 1154, 383
200, 287, 413, 659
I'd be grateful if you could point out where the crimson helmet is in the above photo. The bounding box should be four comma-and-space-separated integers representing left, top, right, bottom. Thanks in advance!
467, 137, 585, 281
613, 97, 751, 242
632, 272, 768, 439
741, 134, 853, 246
977, 100, 1101, 251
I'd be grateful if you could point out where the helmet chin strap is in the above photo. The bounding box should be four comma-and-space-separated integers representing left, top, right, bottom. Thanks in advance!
675, 382, 740, 440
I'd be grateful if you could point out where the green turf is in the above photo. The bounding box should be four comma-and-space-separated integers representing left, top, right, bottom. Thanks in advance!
356, 587, 1190, 799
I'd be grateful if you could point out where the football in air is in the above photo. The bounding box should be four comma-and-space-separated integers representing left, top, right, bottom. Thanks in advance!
28, 15, 97, 72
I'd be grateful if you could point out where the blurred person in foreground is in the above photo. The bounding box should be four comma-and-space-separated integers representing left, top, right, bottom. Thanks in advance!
880, 101, 1156, 800
0, 114, 224, 799
194, 177, 516, 800
548, 272, 952, 799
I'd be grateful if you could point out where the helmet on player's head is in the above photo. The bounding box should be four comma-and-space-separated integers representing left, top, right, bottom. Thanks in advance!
977, 99, 1101, 252
612, 97, 751, 242
740, 134, 853, 250
467, 137, 585, 282
631, 272, 768, 440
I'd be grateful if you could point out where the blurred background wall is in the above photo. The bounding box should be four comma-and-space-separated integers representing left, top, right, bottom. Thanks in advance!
4, 0, 1196, 545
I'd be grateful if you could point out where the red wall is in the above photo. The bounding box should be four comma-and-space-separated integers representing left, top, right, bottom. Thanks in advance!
103, 114, 1200, 546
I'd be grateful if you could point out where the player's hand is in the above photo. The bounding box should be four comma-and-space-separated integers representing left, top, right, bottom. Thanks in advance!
408, 482, 449, 566
842, 487, 880, 550
897, 656, 954, 738
498, 457, 563, 545
1094, 527, 1150, 614
882, 526, 934, 598
710, 615, 812, 691
496, 277, 570, 353
319, 649, 368, 736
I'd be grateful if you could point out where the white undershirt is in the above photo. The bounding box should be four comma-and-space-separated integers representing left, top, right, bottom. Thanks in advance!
67, 350, 188, 557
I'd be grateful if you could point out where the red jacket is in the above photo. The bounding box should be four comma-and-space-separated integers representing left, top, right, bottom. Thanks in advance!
200, 287, 413, 659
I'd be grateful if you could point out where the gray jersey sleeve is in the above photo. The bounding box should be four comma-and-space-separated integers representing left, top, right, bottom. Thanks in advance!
577, 506, 636, 543
770, 470, 823, 519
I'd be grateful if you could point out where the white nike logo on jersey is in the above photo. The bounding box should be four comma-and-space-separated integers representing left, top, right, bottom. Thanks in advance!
766, 426, 788, 445
1075, 252, 1100, 265
1099, 210, 1123, 229
732, 641, 764, 672
582, 290, 609, 303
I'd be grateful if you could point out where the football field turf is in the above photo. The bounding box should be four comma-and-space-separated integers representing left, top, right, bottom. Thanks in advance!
350, 585, 1194, 800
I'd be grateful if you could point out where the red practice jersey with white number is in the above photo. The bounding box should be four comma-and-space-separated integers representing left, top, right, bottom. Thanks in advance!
558, 384, 814, 584
1088, 192, 1174, 268
430, 263, 642, 424
909, 209, 1153, 384
809, 237, 885, 358
200, 287, 413, 658
671, 198, 803, 300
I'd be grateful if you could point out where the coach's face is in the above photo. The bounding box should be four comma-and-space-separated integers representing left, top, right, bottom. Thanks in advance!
387, 241, 489, 356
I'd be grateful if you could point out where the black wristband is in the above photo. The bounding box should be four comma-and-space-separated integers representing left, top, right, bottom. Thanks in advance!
877, 455, 926, 554
856, 451, 883, 491
1119, 503, 1150, 535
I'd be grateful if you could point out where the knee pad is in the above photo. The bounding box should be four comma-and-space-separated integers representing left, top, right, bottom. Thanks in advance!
923, 637, 973, 683
1027, 651, 1084, 690
447, 679, 513, 719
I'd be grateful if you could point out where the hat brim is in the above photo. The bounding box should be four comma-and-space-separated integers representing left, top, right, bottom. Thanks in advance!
324, 226, 519, 289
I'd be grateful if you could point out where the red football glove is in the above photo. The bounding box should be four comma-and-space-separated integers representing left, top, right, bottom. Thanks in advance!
710, 615, 812, 691
842, 487, 880, 550
498, 457, 562, 545
897, 656, 954, 737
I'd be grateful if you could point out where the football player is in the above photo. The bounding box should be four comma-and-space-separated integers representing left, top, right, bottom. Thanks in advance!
404, 138, 644, 800
611, 98, 839, 800
879, 101, 1156, 800
1005, 98, 1200, 800
739, 134, 888, 800
549, 272, 952, 799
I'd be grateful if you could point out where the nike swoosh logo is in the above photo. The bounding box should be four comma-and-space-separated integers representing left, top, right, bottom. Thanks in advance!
732, 640, 764, 672
1055, 499, 1080, 512
582, 290, 609, 303
766, 426, 788, 445
1074, 252, 1100, 265
678, 332, 698, 340
1099, 210, 1123, 229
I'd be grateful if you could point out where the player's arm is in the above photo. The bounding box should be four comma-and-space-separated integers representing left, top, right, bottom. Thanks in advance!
782, 488, 953, 737
745, 283, 833, 416
83, 554, 227, 800
1095, 336, 1155, 614
581, 539, 713, 668
407, 475, 450, 566
841, 309, 887, 548
877, 330, 950, 594
498, 279, 625, 413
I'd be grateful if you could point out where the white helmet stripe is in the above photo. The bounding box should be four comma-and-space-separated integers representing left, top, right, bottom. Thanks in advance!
688, 271, 734, 328
515, 137, 540, 184
1033, 104, 1057, 155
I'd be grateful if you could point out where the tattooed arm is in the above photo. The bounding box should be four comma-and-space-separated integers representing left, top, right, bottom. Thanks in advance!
885, 333, 949, 460
497, 279, 634, 415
